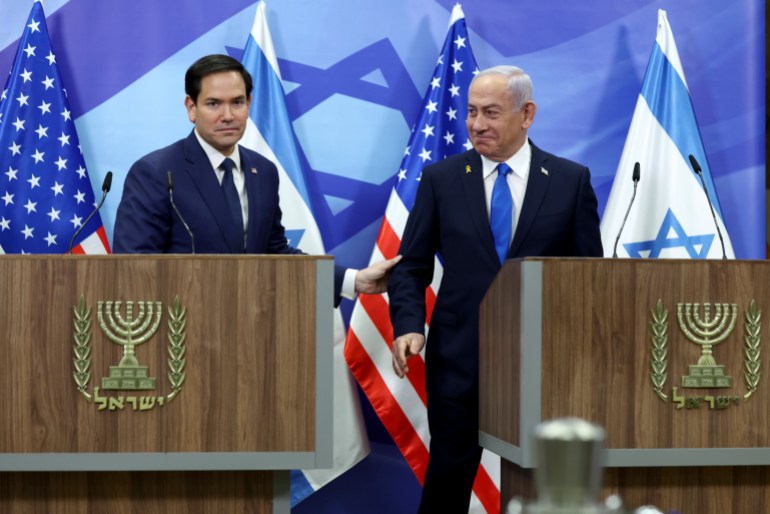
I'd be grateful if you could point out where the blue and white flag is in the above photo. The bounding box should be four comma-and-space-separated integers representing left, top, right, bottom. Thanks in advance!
0, 1, 109, 255
238, 1, 369, 506
600, 9, 734, 259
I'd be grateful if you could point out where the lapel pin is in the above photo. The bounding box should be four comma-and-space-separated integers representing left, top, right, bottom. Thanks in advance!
540, 167, 549, 176
465, 165, 471, 174
250, 167, 257, 174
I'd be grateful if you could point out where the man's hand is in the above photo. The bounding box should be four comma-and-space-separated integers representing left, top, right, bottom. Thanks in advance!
392, 332, 425, 378
354, 255, 402, 295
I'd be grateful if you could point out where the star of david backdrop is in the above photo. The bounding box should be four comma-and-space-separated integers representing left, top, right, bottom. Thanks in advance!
0, 0, 764, 512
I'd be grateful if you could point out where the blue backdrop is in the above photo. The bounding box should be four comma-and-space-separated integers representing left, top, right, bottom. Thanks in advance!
0, 0, 764, 512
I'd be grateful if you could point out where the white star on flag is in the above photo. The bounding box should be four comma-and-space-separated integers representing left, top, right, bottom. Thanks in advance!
0, 2, 109, 254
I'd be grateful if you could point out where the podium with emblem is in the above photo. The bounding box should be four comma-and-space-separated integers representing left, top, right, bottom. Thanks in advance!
479, 258, 770, 513
0, 254, 335, 514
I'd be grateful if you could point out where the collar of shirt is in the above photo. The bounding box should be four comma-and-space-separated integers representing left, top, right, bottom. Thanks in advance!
480, 140, 531, 181
480, 141, 532, 237
192, 129, 249, 232
193, 129, 244, 177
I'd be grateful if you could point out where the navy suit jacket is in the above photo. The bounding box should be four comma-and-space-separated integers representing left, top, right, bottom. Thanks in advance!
113, 131, 344, 303
388, 142, 603, 400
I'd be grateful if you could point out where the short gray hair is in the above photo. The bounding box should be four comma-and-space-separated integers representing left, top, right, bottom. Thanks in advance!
472, 65, 533, 111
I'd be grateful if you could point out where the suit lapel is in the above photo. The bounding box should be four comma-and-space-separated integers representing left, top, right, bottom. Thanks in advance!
508, 142, 551, 257
241, 150, 263, 254
461, 150, 500, 266
182, 132, 243, 253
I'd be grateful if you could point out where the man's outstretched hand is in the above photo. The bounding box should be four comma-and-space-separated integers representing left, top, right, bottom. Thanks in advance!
354, 255, 402, 295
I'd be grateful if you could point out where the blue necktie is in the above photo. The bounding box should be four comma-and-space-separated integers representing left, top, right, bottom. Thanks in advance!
490, 162, 513, 264
220, 157, 245, 248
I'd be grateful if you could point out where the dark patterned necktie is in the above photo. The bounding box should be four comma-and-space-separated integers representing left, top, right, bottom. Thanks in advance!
220, 157, 245, 248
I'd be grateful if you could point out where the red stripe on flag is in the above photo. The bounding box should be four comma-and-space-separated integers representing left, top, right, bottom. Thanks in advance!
473, 461, 501, 514
357, 294, 394, 343
357, 293, 428, 406
425, 286, 436, 325
376, 217, 401, 260
95, 226, 112, 253
70, 226, 111, 255
378, 211, 436, 330
344, 329, 430, 482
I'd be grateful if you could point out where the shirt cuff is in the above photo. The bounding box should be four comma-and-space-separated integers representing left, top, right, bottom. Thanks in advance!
341, 268, 358, 300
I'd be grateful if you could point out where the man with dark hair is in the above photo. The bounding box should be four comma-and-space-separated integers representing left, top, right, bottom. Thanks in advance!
114, 54, 397, 304
389, 65, 603, 513
184, 53, 254, 103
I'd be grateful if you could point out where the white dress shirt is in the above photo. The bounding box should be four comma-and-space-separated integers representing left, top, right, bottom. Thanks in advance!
194, 129, 249, 232
480, 141, 532, 244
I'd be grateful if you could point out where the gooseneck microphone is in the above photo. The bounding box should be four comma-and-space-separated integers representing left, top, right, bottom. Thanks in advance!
687, 155, 726, 260
68, 171, 112, 254
612, 162, 640, 258
167, 171, 196, 254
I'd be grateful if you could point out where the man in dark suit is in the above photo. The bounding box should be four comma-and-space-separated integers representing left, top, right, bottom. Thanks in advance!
389, 65, 603, 513
114, 54, 397, 305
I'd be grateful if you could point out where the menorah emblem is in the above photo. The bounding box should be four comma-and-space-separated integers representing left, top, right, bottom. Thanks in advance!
97, 300, 162, 390
676, 302, 737, 388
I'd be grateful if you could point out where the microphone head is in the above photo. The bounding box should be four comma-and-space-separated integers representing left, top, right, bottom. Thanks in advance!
166, 170, 174, 190
102, 171, 113, 193
688, 154, 702, 173
632, 162, 640, 183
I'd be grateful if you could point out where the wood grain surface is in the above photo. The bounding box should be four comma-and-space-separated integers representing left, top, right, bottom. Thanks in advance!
0, 471, 273, 514
0, 255, 323, 454
482, 258, 770, 513
0, 254, 330, 513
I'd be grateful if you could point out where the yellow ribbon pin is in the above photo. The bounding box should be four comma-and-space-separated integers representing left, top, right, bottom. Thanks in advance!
465, 165, 471, 174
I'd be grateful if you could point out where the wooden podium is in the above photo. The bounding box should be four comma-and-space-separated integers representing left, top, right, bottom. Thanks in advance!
0, 255, 334, 514
479, 258, 770, 513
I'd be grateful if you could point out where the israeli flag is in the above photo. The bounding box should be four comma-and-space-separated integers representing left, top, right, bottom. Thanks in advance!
239, 1, 369, 506
240, 1, 323, 252
600, 9, 734, 259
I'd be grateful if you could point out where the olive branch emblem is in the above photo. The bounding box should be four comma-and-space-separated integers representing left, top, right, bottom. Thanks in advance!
744, 300, 761, 400
73, 296, 93, 401
166, 295, 186, 401
650, 299, 668, 401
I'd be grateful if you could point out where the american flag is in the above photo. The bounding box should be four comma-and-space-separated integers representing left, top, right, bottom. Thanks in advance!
344, 5, 500, 513
0, 2, 109, 255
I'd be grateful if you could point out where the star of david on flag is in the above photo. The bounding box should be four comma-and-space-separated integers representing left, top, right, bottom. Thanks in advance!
345, 5, 501, 513
600, 9, 734, 259
0, 1, 110, 254
624, 208, 715, 258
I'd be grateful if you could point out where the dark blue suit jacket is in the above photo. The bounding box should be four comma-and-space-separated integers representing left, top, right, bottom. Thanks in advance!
389, 142, 603, 401
113, 131, 344, 303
